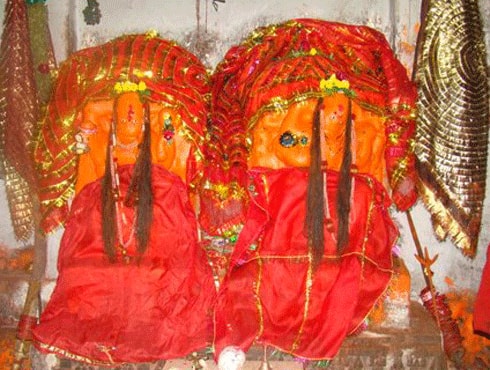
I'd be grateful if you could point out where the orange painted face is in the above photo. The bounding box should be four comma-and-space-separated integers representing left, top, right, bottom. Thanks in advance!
74, 92, 192, 193
74, 99, 112, 193
115, 92, 145, 146
248, 94, 386, 183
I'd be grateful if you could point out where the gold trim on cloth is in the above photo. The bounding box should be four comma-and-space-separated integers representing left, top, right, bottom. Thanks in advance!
360, 176, 375, 280
290, 250, 314, 352
247, 174, 393, 356
36, 342, 118, 367
414, 0, 489, 257
254, 250, 265, 340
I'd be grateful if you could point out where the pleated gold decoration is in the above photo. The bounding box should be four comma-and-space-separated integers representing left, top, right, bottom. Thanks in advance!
0, 0, 41, 241
414, 0, 489, 257
3, 161, 34, 241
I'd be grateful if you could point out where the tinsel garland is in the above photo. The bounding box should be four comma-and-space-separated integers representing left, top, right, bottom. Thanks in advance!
0, 0, 39, 241
0, 0, 55, 242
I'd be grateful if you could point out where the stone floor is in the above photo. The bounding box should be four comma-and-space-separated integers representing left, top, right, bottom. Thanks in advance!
327, 302, 447, 369
1, 301, 452, 370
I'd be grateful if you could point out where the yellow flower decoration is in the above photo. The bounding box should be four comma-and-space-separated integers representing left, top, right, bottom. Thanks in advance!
319, 73, 356, 97
145, 29, 159, 39
113, 72, 150, 96
116, 81, 135, 92
309, 48, 318, 56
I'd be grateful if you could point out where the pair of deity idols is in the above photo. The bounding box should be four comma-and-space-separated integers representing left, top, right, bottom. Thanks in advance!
31, 19, 417, 367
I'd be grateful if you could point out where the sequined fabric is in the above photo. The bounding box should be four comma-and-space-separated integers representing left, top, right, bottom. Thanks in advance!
414, 0, 489, 257
0, 0, 40, 241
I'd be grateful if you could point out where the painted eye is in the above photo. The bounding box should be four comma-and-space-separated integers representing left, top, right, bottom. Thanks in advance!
279, 131, 297, 148
279, 131, 308, 148
299, 135, 308, 146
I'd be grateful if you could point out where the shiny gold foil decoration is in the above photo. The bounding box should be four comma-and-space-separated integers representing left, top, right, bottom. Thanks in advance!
414, 0, 489, 257
0, 0, 42, 241
3, 161, 34, 241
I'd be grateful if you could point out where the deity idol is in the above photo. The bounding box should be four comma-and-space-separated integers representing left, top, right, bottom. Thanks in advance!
210, 19, 418, 364
31, 34, 216, 365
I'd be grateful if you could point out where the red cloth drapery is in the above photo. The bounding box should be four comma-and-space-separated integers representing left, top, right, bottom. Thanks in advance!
474, 243, 490, 336
32, 165, 216, 365
214, 168, 398, 360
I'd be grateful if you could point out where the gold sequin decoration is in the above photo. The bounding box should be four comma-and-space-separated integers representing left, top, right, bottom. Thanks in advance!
414, 0, 489, 257
4, 161, 34, 241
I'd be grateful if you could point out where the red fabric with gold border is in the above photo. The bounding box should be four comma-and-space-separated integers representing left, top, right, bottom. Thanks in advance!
32, 165, 216, 365
214, 168, 397, 359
